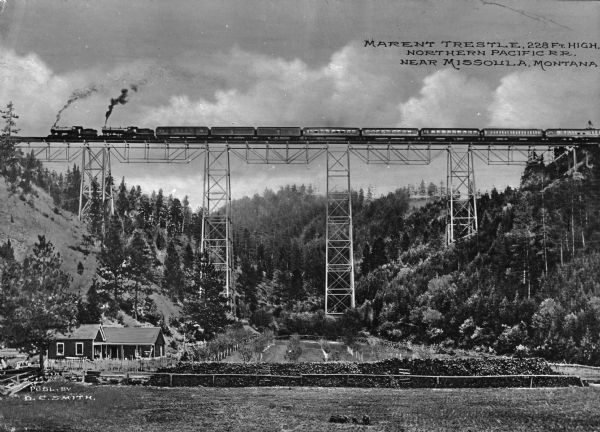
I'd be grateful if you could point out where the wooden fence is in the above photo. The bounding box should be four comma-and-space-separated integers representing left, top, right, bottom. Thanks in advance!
46, 357, 179, 372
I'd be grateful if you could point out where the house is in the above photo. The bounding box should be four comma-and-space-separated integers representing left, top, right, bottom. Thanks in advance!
102, 326, 166, 359
48, 324, 106, 360
48, 324, 165, 360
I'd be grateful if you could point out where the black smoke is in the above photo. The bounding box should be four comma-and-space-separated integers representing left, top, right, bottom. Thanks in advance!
104, 88, 129, 126
103, 81, 147, 125
53, 85, 100, 127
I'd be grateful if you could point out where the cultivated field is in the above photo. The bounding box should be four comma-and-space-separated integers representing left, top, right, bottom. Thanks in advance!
1, 382, 599, 431
223, 339, 357, 363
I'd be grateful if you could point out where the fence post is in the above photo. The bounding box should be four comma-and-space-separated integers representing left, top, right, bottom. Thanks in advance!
169, 374, 173, 387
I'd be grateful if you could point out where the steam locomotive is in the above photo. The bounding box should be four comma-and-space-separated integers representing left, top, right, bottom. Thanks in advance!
48, 126, 600, 142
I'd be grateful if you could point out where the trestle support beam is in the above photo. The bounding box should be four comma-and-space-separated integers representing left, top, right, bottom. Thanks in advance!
446, 147, 478, 244
78, 147, 114, 222
200, 146, 234, 309
325, 147, 355, 314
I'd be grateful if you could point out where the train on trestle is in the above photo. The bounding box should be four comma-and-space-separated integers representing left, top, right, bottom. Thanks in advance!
48, 126, 600, 142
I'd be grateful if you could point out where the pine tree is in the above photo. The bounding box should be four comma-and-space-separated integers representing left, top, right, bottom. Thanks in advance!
0, 101, 19, 176
96, 215, 126, 304
77, 280, 103, 324
182, 195, 192, 237
182, 253, 231, 340
370, 237, 387, 270
0, 236, 78, 370
360, 243, 371, 276
126, 230, 152, 320
156, 230, 166, 250
136, 194, 152, 229
238, 258, 258, 314
115, 177, 130, 216
128, 186, 139, 212
427, 182, 437, 197
401, 231, 410, 251
88, 178, 103, 238
0, 239, 14, 261
168, 197, 183, 236
419, 179, 427, 196
164, 240, 184, 301
155, 189, 165, 228
183, 243, 194, 269
358, 188, 365, 208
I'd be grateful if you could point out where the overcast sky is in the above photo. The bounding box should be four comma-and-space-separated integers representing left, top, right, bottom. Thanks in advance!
1, 0, 599, 206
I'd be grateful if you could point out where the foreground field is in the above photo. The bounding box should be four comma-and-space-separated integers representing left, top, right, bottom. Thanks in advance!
1, 383, 599, 431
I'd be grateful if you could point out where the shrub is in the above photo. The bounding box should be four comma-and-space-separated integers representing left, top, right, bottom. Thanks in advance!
251, 308, 273, 330
239, 343, 254, 363
319, 338, 332, 354
285, 334, 302, 362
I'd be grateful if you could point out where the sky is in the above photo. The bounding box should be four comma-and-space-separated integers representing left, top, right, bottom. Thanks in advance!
0, 0, 599, 207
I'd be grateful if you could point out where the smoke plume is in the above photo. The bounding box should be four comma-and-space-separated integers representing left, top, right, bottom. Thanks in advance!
53, 85, 100, 127
103, 81, 148, 125
104, 88, 128, 125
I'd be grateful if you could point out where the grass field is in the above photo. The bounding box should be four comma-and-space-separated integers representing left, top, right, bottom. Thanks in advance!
1, 381, 599, 431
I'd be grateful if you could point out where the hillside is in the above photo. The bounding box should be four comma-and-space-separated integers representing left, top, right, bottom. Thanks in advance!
0, 181, 96, 294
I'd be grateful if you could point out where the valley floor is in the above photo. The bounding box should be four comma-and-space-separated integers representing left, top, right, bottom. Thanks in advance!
1, 384, 599, 431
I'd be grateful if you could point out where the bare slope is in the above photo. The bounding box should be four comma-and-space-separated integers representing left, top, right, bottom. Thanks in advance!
0, 182, 96, 293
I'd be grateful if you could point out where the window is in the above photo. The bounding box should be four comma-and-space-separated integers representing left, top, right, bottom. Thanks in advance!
56, 342, 64, 356
75, 342, 84, 356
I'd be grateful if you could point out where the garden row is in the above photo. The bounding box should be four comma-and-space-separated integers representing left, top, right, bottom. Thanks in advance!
157, 356, 556, 376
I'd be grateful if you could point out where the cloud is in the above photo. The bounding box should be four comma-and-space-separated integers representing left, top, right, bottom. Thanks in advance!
0, 49, 74, 134
488, 69, 600, 128
0, 47, 172, 134
398, 69, 492, 127
5, 42, 598, 138
139, 44, 416, 127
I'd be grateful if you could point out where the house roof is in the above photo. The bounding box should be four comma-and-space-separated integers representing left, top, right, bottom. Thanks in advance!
56, 324, 104, 341
103, 327, 162, 345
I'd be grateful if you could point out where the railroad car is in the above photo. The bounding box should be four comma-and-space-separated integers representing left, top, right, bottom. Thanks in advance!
135, 128, 156, 139
50, 126, 98, 140
482, 128, 544, 141
210, 127, 256, 138
102, 126, 130, 138
302, 127, 361, 139
420, 128, 480, 141
545, 129, 600, 141
361, 128, 420, 139
256, 127, 302, 139
156, 126, 209, 139
102, 126, 156, 140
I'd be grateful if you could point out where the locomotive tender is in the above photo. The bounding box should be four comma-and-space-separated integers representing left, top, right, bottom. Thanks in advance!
48, 126, 600, 142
